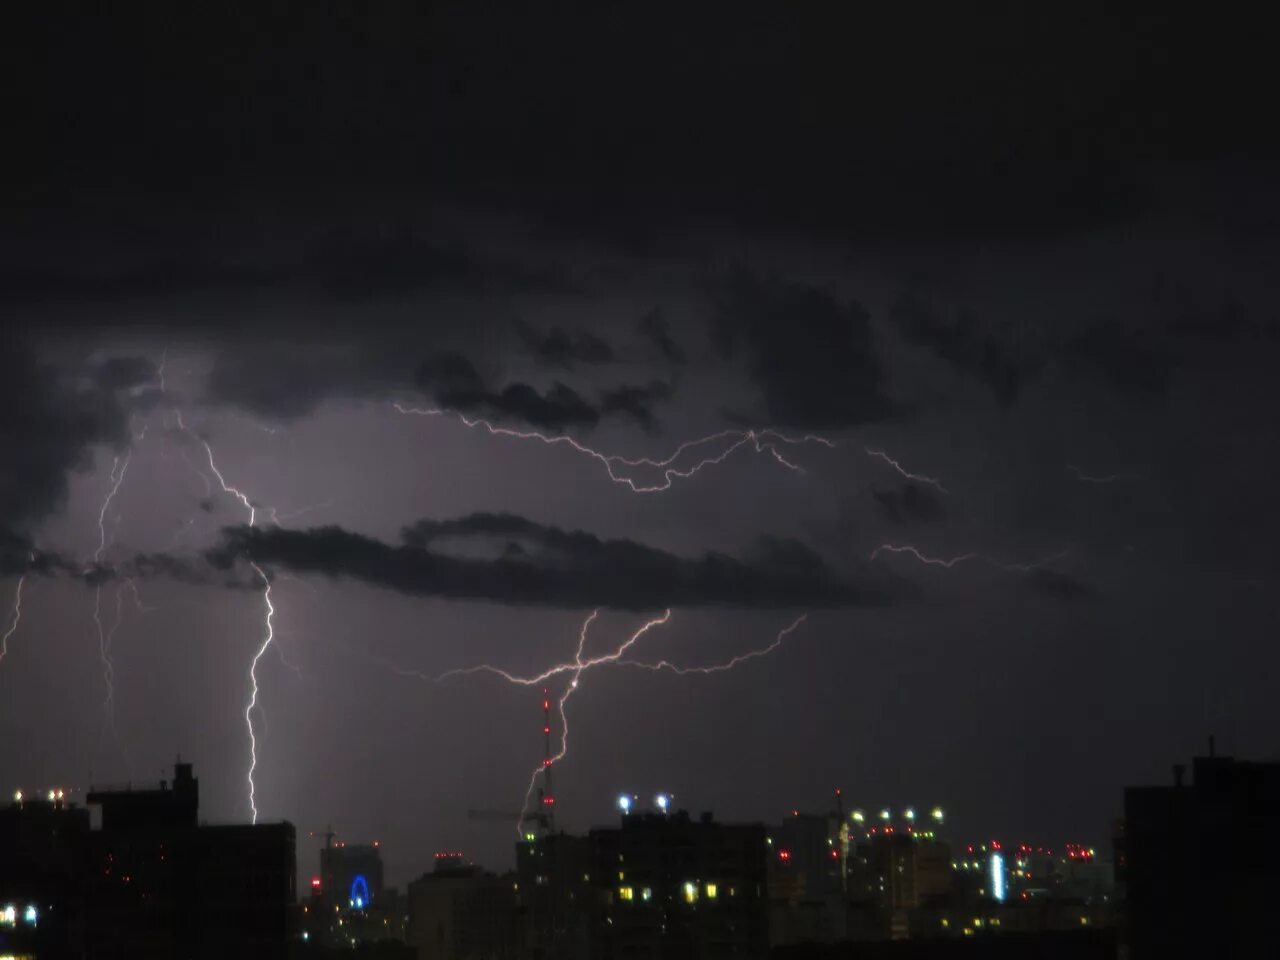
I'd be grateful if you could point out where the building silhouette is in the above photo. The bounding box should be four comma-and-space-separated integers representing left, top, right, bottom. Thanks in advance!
1118, 748, 1280, 958
1, 761, 295, 959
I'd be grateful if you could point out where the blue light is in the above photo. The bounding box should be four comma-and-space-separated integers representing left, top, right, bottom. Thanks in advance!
990, 852, 1006, 903
23, 904, 38, 925
349, 874, 371, 910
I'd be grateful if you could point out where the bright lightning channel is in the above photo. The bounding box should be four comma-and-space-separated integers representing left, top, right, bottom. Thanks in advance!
244, 562, 275, 825
175, 409, 279, 821
395, 402, 945, 494
393, 404, 837, 492
0, 575, 26, 667
92, 452, 133, 771
619, 613, 808, 674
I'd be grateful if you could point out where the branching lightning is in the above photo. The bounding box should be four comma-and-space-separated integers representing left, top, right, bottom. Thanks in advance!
620, 613, 808, 674
0, 576, 26, 667
393, 403, 838, 492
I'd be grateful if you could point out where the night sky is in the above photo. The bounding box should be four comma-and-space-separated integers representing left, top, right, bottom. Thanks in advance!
3, 6, 1278, 886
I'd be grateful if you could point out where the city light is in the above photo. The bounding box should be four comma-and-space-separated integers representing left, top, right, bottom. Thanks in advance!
619, 886, 634, 901
879, 808, 891, 821
904, 807, 916, 820
655, 793, 671, 813
706, 882, 718, 899
0, 905, 14, 927
932, 806, 945, 821
12, 791, 19, 804
990, 852, 1006, 903
22, 905, 36, 925
682, 881, 698, 904
851, 810, 865, 822
617, 793, 632, 813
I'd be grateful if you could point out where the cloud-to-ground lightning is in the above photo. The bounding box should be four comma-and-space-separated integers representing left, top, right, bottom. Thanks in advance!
91, 452, 133, 771
0, 576, 26, 667
174, 408, 281, 820
244, 562, 276, 824
420, 608, 808, 834
869, 543, 1070, 573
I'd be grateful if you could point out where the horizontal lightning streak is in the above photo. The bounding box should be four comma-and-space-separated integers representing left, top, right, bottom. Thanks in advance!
393, 404, 835, 492
870, 544, 1070, 572
620, 613, 808, 674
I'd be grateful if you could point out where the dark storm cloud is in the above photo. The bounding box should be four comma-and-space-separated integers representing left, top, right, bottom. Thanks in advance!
204, 343, 411, 420
1024, 568, 1095, 602
714, 270, 895, 428
206, 513, 900, 610
1058, 322, 1170, 396
1165, 298, 1254, 343
415, 354, 668, 433
600, 381, 671, 433
515, 321, 615, 368
639, 311, 685, 365
889, 294, 1025, 405
0, 343, 146, 531
416, 352, 597, 430
872, 484, 946, 525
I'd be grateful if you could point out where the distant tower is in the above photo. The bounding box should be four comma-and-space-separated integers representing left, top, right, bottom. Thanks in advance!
542, 687, 556, 834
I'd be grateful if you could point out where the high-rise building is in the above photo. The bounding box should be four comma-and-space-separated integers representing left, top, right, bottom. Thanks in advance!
407, 855, 520, 960
1118, 749, 1280, 958
84, 761, 296, 958
589, 808, 768, 959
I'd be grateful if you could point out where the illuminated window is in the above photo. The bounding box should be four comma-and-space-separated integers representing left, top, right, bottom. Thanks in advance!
1080, 916, 1090, 926
0, 905, 15, 927
641, 887, 652, 902
705, 883, 718, 899
682, 882, 698, 904
940, 918, 950, 929
618, 886, 634, 901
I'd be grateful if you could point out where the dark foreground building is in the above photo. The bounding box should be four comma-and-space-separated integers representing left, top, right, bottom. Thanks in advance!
589, 809, 769, 960
1118, 748, 1280, 958
1, 762, 295, 959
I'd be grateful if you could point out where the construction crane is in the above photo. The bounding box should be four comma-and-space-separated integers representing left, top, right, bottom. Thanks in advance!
467, 688, 557, 835
308, 826, 337, 849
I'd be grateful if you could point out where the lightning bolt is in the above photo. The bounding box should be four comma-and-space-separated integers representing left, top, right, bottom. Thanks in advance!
864, 450, 948, 494
91, 452, 133, 771
620, 613, 808, 674
0, 575, 26, 667
393, 404, 837, 492
869, 544, 1070, 573
244, 562, 275, 824
174, 409, 281, 820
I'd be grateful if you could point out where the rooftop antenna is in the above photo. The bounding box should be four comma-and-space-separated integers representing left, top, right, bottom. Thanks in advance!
542, 687, 556, 834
